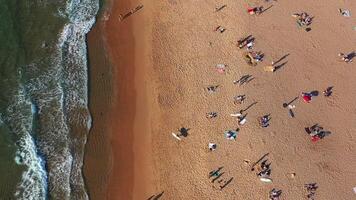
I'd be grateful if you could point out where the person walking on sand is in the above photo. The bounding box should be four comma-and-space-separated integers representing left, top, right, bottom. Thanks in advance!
172, 127, 189, 140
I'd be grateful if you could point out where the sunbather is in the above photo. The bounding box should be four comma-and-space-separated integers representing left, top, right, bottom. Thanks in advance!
206, 112, 217, 118
293, 12, 312, 26
259, 115, 270, 128
338, 53, 352, 63
247, 7, 263, 15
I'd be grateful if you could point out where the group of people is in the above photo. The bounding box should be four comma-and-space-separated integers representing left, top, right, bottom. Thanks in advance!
305, 183, 318, 199
292, 12, 312, 27
338, 52, 354, 63
247, 6, 264, 15
269, 188, 282, 200
208, 167, 234, 190
259, 115, 271, 128
168, 2, 351, 199
305, 124, 331, 142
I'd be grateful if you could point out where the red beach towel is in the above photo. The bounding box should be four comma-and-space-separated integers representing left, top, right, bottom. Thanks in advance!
311, 135, 320, 142
302, 94, 312, 103
247, 8, 255, 15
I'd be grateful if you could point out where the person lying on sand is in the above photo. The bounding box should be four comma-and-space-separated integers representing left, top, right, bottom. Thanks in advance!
309, 124, 323, 136
306, 124, 331, 142
269, 188, 282, 200
305, 183, 318, 191
207, 85, 219, 93
323, 87, 333, 97
224, 129, 239, 140
250, 51, 264, 62
206, 112, 217, 119
338, 52, 353, 63
247, 7, 263, 15
257, 168, 271, 178
177, 127, 189, 138
215, 26, 226, 33
233, 95, 245, 105
246, 41, 254, 50
216, 63, 227, 73
259, 115, 270, 128
292, 12, 312, 26
237, 114, 247, 125
237, 35, 254, 49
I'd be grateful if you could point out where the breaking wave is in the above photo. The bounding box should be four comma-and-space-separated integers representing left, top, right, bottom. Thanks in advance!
2, 0, 99, 199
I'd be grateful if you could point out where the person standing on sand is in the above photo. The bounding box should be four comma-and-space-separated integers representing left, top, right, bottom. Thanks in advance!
176, 127, 189, 138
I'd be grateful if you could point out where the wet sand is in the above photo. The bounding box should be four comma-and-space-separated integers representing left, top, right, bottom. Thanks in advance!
85, 0, 154, 199
84, 9, 112, 199
85, 0, 356, 199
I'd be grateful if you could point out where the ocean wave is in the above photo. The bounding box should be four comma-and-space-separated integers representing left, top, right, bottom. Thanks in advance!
9, 0, 99, 199
4, 86, 48, 200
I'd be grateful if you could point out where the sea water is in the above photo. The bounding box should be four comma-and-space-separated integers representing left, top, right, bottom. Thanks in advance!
0, 0, 99, 199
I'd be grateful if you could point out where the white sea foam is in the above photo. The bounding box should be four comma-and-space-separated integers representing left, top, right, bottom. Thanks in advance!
4, 86, 48, 200
11, 0, 99, 199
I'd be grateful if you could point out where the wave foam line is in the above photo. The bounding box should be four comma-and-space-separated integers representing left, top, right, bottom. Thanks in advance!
11, 0, 99, 199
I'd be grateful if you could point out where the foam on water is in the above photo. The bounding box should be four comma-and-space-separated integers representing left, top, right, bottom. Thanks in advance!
8, 0, 99, 199
3, 86, 48, 200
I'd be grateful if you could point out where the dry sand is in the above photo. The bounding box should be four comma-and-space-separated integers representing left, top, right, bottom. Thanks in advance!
85, 0, 356, 199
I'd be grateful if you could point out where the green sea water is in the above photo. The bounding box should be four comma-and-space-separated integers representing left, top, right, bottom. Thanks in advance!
0, 1, 66, 198
0, 0, 99, 199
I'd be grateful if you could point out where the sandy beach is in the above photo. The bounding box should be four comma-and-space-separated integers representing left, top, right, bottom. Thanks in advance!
85, 0, 356, 199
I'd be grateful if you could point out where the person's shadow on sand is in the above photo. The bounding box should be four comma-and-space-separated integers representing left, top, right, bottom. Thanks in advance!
147, 191, 164, 200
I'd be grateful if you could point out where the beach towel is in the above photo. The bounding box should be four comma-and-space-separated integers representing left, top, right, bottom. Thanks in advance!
264, 65, 275, 72
216, 64, 226, 74
311, 135, 320, 142
239, 118, 247, 125
302, 94, 312, 103
339, 9, 351, 17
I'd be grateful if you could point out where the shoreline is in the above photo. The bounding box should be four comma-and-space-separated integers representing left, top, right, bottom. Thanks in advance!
85, 0, 154, 199
84, 10, 112, 199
